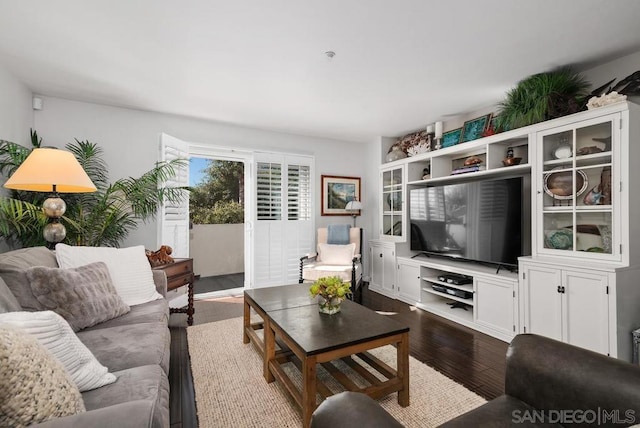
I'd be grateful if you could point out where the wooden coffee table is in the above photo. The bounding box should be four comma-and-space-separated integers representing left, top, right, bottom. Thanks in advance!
243, 285, 410, 428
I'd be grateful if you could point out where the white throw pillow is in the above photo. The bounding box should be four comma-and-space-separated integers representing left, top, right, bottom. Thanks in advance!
317, 243, 356, 265
55, 244, 162, 306
0, 311, 116, 392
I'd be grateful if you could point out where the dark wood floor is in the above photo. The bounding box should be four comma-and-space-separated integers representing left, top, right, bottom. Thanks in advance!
361, 287, 508, 400
168, 284, 508, 427
194, 273, 244, 294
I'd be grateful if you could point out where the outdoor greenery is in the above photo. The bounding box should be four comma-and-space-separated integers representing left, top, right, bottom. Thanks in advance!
189, 159, 244, 224
497, 67, 591, 130
0, 130, 187, 248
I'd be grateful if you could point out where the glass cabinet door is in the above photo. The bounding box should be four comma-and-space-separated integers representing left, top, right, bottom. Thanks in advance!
382, 167, 404, 239
538, 114, 616, 258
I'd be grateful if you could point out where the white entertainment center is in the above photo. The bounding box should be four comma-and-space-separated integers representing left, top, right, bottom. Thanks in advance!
369, 101, 640, 361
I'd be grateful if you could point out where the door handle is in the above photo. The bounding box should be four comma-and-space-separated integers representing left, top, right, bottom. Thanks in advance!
379, 253, 383, 257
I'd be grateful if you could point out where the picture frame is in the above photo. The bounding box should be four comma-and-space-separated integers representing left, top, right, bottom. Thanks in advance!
441, 128, 463, 148
321, 175, 361, 216
488, 113, 509, 133
462, 114, 491, 142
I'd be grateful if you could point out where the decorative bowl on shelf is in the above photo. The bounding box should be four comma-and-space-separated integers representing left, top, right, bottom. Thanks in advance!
502, 157, 522, 167
543, 168, 588, 199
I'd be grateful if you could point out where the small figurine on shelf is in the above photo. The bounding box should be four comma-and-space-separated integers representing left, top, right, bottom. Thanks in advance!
422, 166, 431, 180
502, 147, 522, 166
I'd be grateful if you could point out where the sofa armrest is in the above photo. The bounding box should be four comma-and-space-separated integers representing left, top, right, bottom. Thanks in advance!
506, 334, 640, 417
152, 270, 168, 298
311, 392, 403, 428
31, 400, 157, 428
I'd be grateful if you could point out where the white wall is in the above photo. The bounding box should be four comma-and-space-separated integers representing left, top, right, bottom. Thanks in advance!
0, 64, 32, 252
582, 50, 640, 93
190, 224, 244, 277
0, 64, 32, 145
32, 96, 376, 251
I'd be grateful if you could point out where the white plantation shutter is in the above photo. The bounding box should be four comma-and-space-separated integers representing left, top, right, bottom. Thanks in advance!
159, 133, 190, 258
252, 153, 313, 287
288, 164, 311, 220
256, 162, 282, 220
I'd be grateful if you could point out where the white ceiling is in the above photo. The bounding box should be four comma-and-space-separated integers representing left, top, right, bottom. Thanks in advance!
1, 0, 639, 143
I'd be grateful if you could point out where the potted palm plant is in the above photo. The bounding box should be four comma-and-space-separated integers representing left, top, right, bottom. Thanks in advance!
0, 130, 188, 248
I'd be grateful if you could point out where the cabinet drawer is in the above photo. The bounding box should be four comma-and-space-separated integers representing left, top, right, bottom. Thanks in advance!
167, 273, 192, 290
159, 259, 193, 278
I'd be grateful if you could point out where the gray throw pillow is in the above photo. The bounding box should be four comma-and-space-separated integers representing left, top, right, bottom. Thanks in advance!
25, 262, 130, 332
0, 246, 58, 311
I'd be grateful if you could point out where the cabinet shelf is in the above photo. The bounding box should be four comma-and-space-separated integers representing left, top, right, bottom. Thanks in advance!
407, 163, 530, 186
415, 300, 474, 323
422, 277, 473, 293
543, 205, 612, 212
422, 287, 475, 306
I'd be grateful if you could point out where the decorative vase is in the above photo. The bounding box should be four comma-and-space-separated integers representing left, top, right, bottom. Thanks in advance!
318, 296, 343, 315
385, 146, 407, 163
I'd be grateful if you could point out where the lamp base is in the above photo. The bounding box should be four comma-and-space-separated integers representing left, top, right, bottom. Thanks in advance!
43, 221, 66, 243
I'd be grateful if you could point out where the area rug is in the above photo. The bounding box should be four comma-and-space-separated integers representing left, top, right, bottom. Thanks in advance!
187, 317, 486, 427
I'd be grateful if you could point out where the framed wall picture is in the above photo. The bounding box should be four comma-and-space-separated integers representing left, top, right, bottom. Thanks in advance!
321, 175, 361, 216
442, 128, 463, 148
462, 114, 491, 142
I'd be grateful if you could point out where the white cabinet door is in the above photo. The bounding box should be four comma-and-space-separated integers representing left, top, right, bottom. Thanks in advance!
475, 276, 516, 338
397, 260, 421, 304
521, 263, 563, 340
370, 245, 383, 292
369, 241, 395, 297
562, 270, 609, 355
521, 262, 610, 355
381, 245, 396, 295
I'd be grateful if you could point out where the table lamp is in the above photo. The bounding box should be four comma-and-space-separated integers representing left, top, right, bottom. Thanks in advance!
3, 148, 97, 243
345, 199, 362, 227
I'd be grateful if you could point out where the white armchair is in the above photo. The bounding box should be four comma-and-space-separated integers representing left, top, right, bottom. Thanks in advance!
299, 227, 363, 302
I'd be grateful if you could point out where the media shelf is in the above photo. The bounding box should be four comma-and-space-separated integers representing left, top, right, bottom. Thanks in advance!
397, 255, 518, 342
421, 277, 474, 305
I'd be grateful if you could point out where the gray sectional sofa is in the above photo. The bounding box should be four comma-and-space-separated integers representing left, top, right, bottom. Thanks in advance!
0, 246, 172, 428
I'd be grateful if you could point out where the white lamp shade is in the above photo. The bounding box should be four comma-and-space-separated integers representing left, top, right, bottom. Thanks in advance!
4, 148, 97, 193
345, 200, 362, 211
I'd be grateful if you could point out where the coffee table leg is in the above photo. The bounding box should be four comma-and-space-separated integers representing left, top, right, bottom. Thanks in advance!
243, 299, 250, 344
302, 355, 317, 428
264, 318, 275, 382
397, 332, 410, 407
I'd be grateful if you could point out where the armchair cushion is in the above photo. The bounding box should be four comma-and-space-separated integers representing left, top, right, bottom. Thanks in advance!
317, 243, 356, 264
302, 262, 362, 284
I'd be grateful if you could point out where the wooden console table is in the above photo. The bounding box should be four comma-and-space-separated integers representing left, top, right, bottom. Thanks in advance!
153, 258, 195, 326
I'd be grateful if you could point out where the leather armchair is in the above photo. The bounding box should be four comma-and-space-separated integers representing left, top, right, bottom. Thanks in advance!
311, 334, 640, 428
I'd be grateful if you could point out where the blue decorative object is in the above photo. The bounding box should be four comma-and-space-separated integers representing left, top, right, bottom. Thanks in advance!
545, 229, 573, 250
462, 114, 491, 142
327, 224, 351, 245
442, 128, 463, 148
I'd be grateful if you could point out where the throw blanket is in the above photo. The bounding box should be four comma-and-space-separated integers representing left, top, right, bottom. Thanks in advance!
327, 224, 351, 245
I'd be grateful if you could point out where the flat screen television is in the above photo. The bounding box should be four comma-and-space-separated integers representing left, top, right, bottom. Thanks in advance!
409, 176, 525, 269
